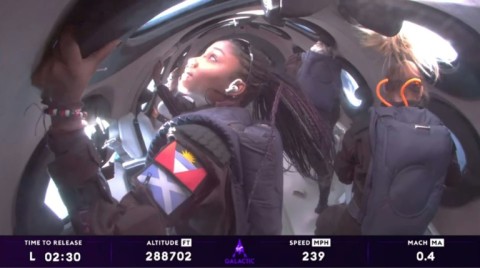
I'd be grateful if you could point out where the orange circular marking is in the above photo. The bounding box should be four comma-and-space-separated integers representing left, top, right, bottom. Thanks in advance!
376, 78, 392, 107
400, 78, 423, 107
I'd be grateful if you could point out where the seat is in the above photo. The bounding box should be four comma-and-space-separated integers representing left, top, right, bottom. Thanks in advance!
106, 112, 159, 200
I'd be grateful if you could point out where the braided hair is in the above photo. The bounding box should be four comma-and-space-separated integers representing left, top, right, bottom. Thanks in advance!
164, 39, 335, 178
227, 39, 335, 178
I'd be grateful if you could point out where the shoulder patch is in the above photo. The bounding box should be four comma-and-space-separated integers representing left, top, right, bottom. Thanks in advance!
154, 141, 207, 192
136, 141, 207, 215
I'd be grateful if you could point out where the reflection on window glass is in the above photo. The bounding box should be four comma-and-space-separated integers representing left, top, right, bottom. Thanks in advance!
449, 132, 467, 171
341, 69, 362, 107
291, 22, 316, 35
219, 16, 252, 25
137, 0, 213, 33
417, 0, 479, 6
237, 10, 265, 15
147, 79, 156, 92
401, 21, 458, 65
45, 179, 69, 220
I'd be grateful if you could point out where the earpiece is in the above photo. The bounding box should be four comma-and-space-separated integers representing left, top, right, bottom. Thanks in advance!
225, 79, 244, 95
225, 85, 239, 94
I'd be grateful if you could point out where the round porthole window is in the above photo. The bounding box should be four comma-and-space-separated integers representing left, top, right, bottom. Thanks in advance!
449, 132, 467, 172
337, 58, 373, 118
341, 69, 362, 108
401, 21, 458, 73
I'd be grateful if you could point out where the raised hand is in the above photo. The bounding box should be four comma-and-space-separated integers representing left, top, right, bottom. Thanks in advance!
32, 28, 120, 107
152, 60, 180, 93
152, 60, 164, 86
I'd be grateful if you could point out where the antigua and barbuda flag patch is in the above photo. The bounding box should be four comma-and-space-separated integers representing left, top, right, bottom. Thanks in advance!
136, 141, 207, 215
154, 141, 207, 192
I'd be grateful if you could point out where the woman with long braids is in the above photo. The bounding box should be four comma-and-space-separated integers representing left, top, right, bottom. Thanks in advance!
32, 29, 335, 235
315, 29, 462, 235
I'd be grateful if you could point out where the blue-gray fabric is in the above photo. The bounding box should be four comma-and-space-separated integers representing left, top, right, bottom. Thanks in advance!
361, 107, 454, 235
297, 51, 342, 125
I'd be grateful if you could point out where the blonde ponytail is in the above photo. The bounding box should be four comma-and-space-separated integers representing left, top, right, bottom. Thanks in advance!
358, 27, 440, 81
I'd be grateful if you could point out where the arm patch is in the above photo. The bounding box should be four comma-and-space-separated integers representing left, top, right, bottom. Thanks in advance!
136, 140, 207, 216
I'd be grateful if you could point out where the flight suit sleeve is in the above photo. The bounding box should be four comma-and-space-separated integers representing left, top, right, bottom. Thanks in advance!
47, 118, 166, 235
334, 129, 356, 185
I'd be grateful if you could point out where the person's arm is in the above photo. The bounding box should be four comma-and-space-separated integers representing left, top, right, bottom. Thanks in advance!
152, 62, 194, 117
334, 129, 357, 185
47, 117, 167, 235
32, 30, 167, 235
